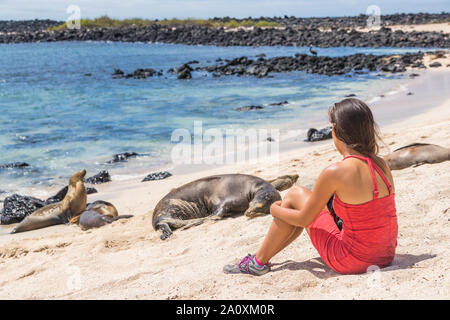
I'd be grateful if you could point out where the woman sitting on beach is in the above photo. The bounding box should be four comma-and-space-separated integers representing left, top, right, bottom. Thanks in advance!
224, 98, 398, 275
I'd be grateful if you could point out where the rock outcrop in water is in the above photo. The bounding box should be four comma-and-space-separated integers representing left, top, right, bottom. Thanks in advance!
196, 52, 430, 77
112, 68, 162, 79
107, 152, 139, 163
235, 105, 264, 111
117, 51, 445, 80
0, 162, 30, 169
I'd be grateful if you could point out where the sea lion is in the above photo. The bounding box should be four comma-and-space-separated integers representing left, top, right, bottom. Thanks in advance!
78, 211, 133, 230
152, 174, 298, 240
76, 200, 133, 230
11, 169, 87, 234
384, 143, 450, 170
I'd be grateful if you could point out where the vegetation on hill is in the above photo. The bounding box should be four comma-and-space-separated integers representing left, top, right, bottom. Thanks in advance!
48, 15, 282, 31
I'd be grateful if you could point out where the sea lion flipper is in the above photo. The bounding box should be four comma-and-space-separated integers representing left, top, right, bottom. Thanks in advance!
111, 215, 134, 221
178, 218, 205, 231
412, 162, 426, 168
268, 174, 299, 191
11, 215, 63, 234
158, 222, 173, 240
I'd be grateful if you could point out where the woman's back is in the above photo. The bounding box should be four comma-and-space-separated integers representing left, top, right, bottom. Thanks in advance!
332, 155, 398, 270
334, 155, 394, 205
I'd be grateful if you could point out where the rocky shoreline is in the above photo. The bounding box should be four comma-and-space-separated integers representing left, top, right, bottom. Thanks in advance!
196, 52, 430, 77
113, 51, 449, 79
213, 12, 450, 29
1, 13, 449, 47
1, 25, 448, 48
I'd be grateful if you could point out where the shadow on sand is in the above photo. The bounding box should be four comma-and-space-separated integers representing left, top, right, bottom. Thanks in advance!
270, 253, 437, 279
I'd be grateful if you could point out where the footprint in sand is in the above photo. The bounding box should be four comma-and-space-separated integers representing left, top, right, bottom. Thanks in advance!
295, 280, 319, 291
1, 247, 29, 259
16, 269, 39, 280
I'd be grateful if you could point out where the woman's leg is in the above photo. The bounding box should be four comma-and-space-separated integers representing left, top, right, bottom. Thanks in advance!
255, 186, 312, 264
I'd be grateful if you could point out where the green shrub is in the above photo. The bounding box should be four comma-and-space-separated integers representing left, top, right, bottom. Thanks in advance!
47, 16, 281, 31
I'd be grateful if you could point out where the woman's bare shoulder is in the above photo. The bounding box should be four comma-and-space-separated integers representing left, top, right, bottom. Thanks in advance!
321, 161, 356, 179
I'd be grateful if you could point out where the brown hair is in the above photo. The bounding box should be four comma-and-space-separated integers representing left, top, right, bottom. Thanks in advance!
329, 98, 386, 171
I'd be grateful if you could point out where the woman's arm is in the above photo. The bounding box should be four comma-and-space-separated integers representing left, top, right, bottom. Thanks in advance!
270, 165, 340, 227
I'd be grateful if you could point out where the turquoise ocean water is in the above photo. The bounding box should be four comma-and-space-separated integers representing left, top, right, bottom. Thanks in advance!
0, 42, 432, 195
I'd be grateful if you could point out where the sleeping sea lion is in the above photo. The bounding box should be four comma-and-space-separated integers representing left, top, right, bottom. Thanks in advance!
11, 169, 87, 234
152, 174, 298, 240
384, 143, 449, 170
76, 200, 133, 230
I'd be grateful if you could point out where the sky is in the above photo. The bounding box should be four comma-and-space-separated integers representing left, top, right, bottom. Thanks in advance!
0, 0, 449, 21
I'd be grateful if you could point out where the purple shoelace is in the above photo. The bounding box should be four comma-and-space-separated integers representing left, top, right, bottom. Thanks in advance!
238, 255, 253, 273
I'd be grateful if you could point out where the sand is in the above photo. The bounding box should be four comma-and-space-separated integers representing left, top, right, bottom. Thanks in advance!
0, 65, 449, 300
357, 22, 450, 34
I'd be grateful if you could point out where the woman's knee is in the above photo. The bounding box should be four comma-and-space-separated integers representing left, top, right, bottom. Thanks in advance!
283, 186, 311, 208
285, 185, 310, 200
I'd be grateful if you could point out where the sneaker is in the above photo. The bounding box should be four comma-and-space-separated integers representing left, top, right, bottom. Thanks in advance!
223, 254, 271, 276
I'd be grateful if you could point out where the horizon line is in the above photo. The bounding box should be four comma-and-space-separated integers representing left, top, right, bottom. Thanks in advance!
2, 11, 450, 22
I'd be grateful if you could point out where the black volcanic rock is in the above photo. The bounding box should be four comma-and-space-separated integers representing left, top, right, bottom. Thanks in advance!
108, 152, 139, 163
307, 126, 333, 142
1, 194, 45, 224
196, 52, 428, 77
85, 170, 111, 184
0, 19, 62, 33
0, 162, 30, 169
268, 100, 288, 106
141, 171, 172, 182
112, 68, 125, 78
177, 64, 193, 79
1, 14, 449, 48
235, 105, 264, 111
429, 61, 442, 68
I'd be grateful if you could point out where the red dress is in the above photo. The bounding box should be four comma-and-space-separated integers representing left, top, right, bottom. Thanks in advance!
309, 155, 398, 274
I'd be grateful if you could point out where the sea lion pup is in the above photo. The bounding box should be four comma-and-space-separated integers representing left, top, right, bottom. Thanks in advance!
11, 169, 87, 234
75, 200, 133, 230
152, 174, 297, 240
384, 143, 450, 170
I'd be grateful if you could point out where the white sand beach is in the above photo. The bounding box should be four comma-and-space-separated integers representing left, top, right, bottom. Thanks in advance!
0, 62, 449, 300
